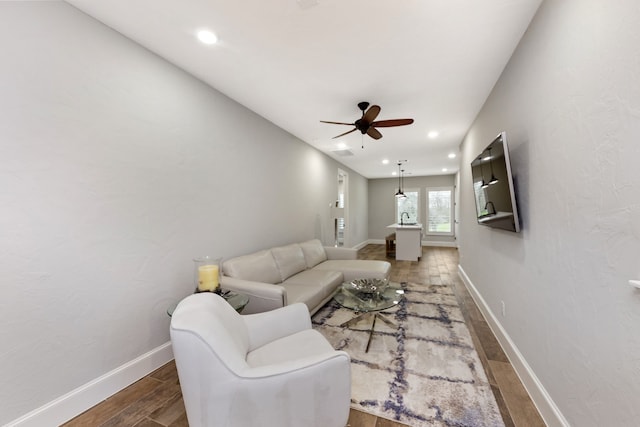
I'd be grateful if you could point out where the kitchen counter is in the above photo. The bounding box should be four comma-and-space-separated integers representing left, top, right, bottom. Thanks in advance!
387, 223, 423, 261
387, 223, 423, 229
477, 211, 514, 224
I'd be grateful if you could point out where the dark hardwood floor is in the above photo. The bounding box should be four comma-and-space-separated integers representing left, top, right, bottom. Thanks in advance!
64, 245, 545, 427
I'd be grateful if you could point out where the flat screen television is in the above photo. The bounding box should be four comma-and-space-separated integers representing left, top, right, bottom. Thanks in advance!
470, 132, 521, 232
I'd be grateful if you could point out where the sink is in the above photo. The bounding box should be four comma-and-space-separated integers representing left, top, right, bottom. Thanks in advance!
402, 222, 417, 226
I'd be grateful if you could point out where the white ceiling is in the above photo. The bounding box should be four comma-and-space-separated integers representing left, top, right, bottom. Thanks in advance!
65, 0, 542, 179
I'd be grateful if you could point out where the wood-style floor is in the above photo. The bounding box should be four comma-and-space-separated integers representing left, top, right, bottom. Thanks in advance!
64, 245, 545, 427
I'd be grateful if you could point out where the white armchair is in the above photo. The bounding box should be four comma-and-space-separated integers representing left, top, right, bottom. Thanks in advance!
170, 293, 351, 427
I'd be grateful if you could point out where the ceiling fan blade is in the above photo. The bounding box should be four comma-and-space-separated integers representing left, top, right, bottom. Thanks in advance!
363, 105, 381, 123
366, 127, 382, 140
371, 118, 414, 127
332, 128, 357, 139
320, 120, 355, 126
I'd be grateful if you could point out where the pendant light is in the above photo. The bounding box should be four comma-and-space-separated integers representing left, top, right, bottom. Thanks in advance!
488, 148, 499, 185
479, 156, 489, 189
395, 161, 406, 198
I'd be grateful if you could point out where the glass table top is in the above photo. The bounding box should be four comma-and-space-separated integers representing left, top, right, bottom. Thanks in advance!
334, 281, 404, 312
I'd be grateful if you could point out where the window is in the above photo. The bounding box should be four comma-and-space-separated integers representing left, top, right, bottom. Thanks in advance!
396, 188, 419, 224
473, 181, 488, 217
425, 187, 453, 235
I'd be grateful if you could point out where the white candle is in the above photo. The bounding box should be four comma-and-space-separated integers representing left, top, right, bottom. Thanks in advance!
198, 264, 219, 292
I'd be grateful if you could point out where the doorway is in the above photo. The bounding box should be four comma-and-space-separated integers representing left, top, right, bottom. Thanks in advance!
334, 169, 348, 247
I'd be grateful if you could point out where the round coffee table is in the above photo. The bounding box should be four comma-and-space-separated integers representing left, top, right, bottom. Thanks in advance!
333, 280, 405, 352
334, 282, 404, 313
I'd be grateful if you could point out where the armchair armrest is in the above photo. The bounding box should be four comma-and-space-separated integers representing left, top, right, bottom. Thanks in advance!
243, 303, 311, 351
324, 246, 357, 260
221, 276, 286, 314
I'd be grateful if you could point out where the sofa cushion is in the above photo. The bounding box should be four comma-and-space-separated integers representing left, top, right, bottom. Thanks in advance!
284, 285, 326, 312
283, 269, 343, 293
283, 269, 343, 310
271, 244, 308, 282
222, 250, 281, 284
313, 260, 391, 284
299, 239, 328, 268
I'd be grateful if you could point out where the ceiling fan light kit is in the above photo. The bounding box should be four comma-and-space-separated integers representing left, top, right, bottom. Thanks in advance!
321, 101, 414, 142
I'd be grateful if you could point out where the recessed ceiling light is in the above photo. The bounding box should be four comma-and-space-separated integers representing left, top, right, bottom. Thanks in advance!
428, 131, 439, 139
442, 168, 448, 172
382, 159, 389, 164
336, 142, 347, 150
197, 30, 218, 45
448, 153, 456, 159
392, 171, 397, 176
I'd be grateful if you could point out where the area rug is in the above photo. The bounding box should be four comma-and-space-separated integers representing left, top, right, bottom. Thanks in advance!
312, 282, 505, 427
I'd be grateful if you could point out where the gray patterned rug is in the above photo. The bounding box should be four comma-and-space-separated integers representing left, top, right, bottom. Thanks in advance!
312, 282, 505, 427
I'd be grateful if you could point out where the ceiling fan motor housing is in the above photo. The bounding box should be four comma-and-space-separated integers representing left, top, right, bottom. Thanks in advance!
355, 119, 369, 133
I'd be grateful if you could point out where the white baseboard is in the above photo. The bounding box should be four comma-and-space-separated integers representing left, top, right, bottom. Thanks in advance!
352, 240, 370, 250
421, 240, 457, 248
6, 342, 174, 427
364, 239, 457, 248
457, 266, 569, 427
367, 239, 386, 245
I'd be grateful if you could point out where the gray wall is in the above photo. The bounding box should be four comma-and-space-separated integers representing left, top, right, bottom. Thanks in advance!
368, 174, 456, 244
458, 0, 640, 425
0, 2, 367, 424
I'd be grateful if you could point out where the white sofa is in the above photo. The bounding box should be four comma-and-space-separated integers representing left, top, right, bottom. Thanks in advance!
221, 239, 391, 314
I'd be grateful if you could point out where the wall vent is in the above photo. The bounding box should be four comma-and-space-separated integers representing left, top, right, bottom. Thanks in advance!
297, 0, 319, 9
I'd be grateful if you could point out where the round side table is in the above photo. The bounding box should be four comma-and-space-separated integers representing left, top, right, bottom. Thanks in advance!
167, 290, 249, 316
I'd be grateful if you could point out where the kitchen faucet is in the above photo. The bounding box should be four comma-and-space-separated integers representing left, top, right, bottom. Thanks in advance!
484, 201, 496, 215
401, 212, 410, 225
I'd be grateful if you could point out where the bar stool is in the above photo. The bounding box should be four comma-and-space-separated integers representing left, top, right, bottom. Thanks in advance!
385, 233, 396, 258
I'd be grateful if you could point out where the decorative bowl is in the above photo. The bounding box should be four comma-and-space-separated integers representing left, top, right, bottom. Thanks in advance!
344, 278, 389, 296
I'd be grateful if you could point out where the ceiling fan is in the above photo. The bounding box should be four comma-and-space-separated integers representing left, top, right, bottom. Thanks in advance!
321, 101, 414, 140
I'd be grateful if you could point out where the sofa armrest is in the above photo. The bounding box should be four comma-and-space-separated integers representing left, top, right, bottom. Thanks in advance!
220, 276, 286, 314
243, 303, 311, 351
324, 246, 357, 260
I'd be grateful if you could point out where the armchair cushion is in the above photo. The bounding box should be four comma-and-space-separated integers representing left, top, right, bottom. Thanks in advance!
243, 302, 311, 350
247, 329, 335, 368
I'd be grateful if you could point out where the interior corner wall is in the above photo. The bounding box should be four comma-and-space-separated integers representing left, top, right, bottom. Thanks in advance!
457, 0, 640, 426
0, 2, 367, 424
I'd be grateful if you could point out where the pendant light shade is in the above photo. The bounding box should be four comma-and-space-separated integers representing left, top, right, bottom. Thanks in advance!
488, 148, 499, 185
479, 156, 489, 189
